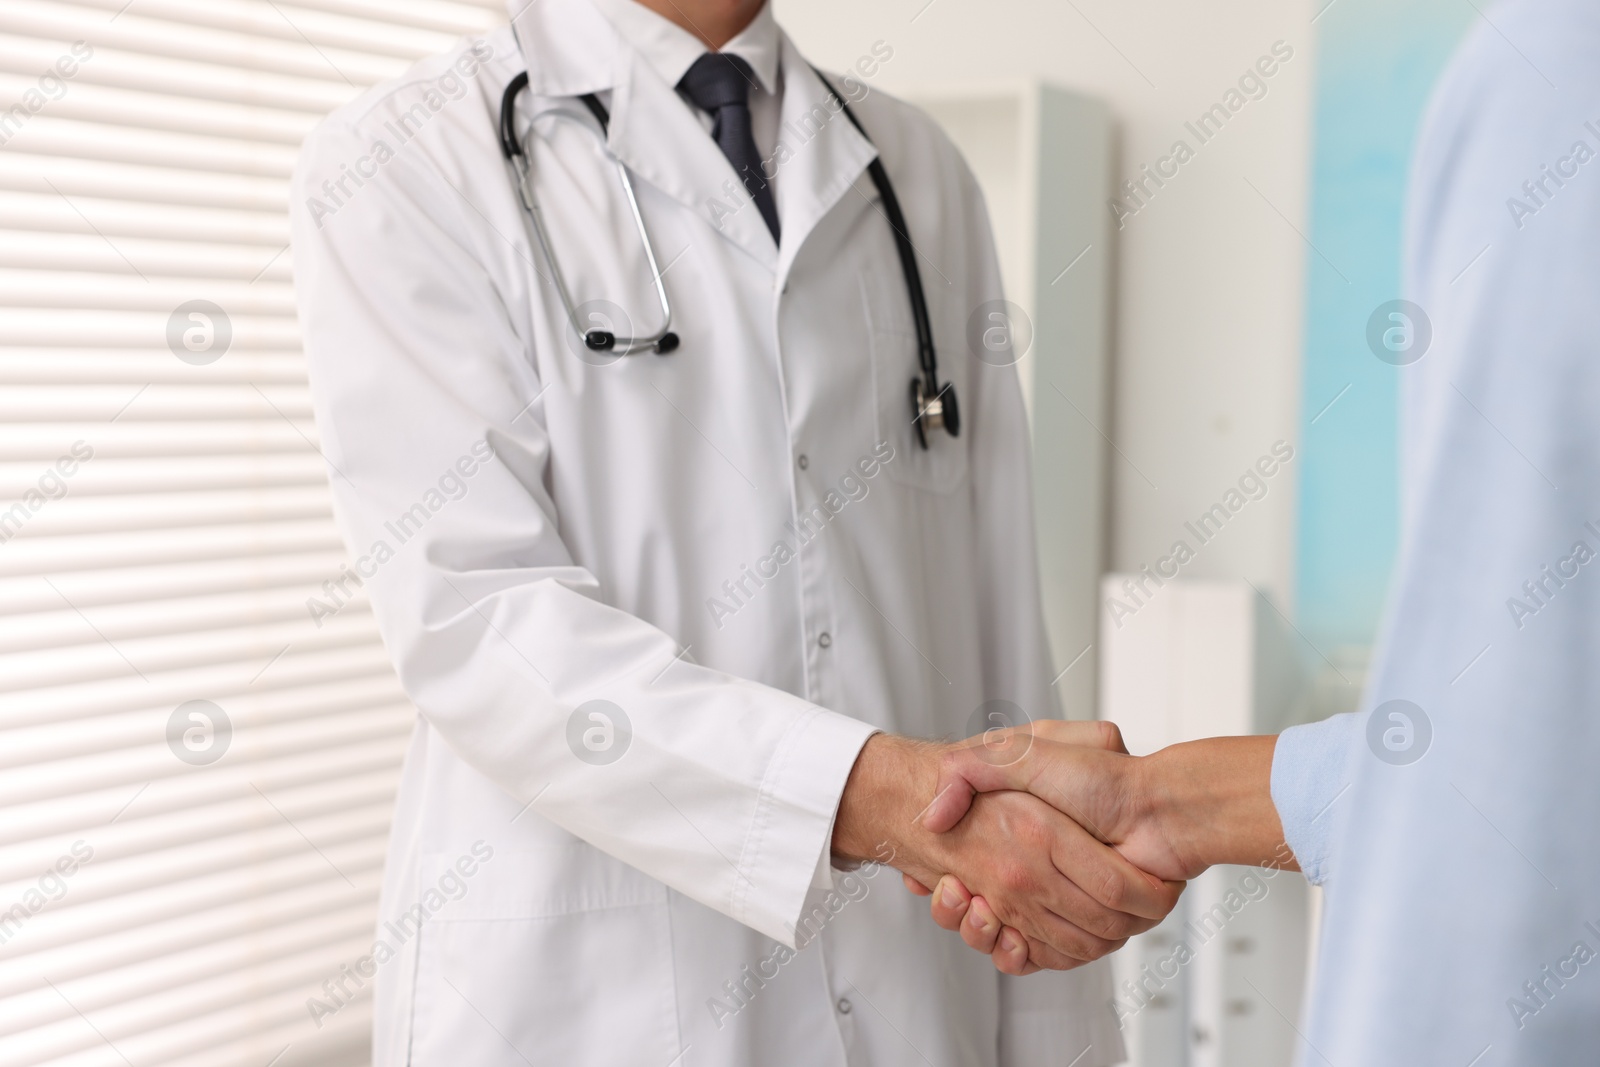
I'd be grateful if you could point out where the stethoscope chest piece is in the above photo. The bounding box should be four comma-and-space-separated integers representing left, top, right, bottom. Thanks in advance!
910, 377, 960, 450
586, 328, 679, 355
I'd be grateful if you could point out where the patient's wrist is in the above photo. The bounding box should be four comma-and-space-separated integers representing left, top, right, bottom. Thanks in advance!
1136, 735, 1293, 875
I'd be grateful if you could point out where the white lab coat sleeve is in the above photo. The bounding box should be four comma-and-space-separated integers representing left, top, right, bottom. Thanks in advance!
950, 150, 1127, 1067
289, 116, 878, 948
1269, 712, 1360, 886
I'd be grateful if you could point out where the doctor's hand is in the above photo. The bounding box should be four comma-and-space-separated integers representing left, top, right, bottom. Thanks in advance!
911, 722, 1295, 974
831, 727, 1184, 974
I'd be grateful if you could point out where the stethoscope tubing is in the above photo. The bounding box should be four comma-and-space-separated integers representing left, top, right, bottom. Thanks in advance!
499, 72, 676, 355
496, 64, 957, 443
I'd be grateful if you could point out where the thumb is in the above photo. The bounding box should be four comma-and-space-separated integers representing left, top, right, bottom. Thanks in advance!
1026, 718, 1130, 755
920, 720, 1126, 834
919, 731, 1041, 833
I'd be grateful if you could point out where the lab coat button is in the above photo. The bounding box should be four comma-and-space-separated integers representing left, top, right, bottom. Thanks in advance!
818, 632, 832, 648
797, 454, 809, 470
836, 997, 852, 1015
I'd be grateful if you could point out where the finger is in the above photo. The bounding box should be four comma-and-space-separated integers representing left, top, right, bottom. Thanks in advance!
1024, 908, 1126, 966
919, 774, 979, 835
991, 927, 1037, 976
1006, 900, 1127, 963
1024, 718, 1129, 754
1016, 933, 1085, 974
1041, 862, 1165, 941
929, 874, 972, 932
921, 737, 1047, 832
922, 730, 1129, 833
1049, 816, 1182, 924
962, 898, 1085, 976
903, 872, 934, 896
960, 893, 1003, 953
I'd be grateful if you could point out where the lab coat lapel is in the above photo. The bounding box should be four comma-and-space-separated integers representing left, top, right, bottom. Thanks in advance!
607, 52, 779, 270
510, 0, 616, 98
771, 39, 879, 283
511, 0, 778, 269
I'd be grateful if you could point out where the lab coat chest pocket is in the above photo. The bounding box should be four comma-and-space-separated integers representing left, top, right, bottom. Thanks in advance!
859, 270, 969, 493
407, 842, 679, 1067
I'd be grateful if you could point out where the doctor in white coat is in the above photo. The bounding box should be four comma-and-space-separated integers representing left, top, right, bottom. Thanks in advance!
289, 0, 1179, 1064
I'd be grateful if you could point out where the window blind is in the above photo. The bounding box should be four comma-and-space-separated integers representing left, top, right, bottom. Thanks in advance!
0, 2, 505, 1065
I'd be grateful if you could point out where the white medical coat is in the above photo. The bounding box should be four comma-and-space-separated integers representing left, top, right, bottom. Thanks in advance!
288, 1, 1122, 1064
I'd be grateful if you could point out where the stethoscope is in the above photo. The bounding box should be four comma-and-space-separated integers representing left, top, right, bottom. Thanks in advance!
496, 67, 959, 448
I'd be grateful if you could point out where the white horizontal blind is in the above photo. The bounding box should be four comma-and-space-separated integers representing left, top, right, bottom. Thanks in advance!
0, 2, 506, 1065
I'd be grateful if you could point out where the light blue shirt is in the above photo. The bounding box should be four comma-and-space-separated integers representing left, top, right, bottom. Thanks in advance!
1270, 1, 1600, 1061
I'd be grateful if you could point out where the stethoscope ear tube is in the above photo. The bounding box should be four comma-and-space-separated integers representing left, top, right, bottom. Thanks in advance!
498, 74, 679, 357
497, 71, 529, 163
811, 66, 958, 449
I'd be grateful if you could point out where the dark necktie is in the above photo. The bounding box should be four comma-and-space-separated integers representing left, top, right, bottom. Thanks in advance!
678, 52, 781, 243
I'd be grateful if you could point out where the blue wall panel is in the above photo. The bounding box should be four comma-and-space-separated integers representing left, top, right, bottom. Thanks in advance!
1296, 0, 1474, 647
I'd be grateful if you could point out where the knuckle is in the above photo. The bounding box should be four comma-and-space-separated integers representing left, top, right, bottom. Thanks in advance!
1050, 931, 1096, 962
1072, 932, 1116, 962
1079, 904, 1131, 942
997, 862, 1034, 895
935, 746, 963, 776
1124, 913, 1160, 937
1024, 943, 1069, 972
1092, 865, 1128, 912
1106, 911, 1145, 939
1097, 720, 1126, 752
1031, 719, 1066, 741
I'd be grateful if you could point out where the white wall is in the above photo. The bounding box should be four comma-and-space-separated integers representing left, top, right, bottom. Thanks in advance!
775, 0, 1314, 615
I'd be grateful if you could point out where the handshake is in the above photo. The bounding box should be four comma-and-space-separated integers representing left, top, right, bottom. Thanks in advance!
831, 721, 1292, 975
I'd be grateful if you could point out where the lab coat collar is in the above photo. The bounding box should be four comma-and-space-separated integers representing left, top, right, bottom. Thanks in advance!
508, 0, 618, 98
508, 0, 877, 273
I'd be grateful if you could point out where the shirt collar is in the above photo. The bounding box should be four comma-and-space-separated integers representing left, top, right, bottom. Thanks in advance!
584, 0, 781, 95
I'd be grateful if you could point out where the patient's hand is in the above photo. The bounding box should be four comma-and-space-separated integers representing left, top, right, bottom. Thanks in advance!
907, 722, 1292, 974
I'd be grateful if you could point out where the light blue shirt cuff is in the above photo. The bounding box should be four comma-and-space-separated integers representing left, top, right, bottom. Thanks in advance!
1269, 712, 1359, 886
